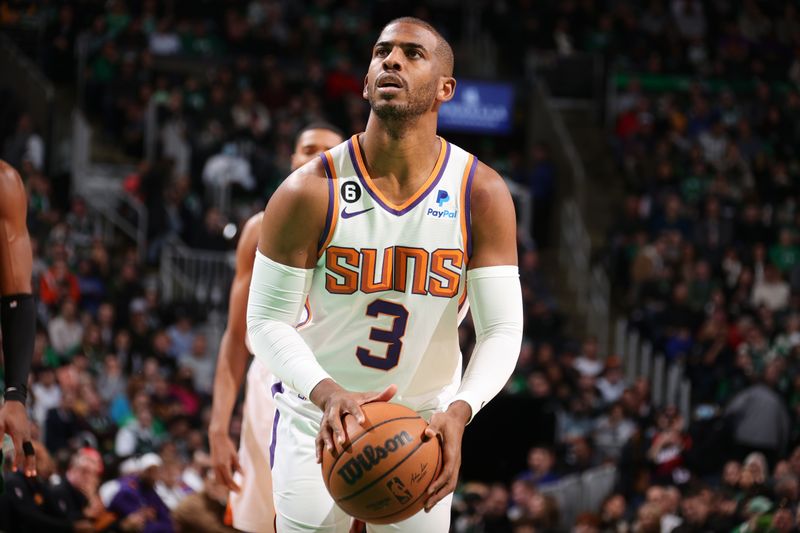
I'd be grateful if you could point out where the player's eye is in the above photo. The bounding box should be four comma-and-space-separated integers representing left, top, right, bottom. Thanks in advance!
406, 49, 422, 59
375, 47, 389, 58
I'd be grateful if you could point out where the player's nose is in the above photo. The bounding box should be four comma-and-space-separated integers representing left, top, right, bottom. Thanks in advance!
381, 47, 403, 71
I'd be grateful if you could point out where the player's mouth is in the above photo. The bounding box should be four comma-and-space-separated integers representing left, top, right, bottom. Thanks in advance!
376, 75, 405, 93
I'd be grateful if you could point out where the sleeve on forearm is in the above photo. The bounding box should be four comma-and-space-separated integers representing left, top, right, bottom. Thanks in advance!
1, 293, 36, 402
246, 251, 331, 397
448, 266, 523, 422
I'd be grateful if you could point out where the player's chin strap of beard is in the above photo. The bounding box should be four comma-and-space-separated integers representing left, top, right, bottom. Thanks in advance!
1, 294, 36, 405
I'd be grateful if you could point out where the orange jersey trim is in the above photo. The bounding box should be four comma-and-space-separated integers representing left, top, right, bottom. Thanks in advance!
350, 134, 448, 212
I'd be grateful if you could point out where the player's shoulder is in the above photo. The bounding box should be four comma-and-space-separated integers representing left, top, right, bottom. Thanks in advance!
0, 159, 23, 192
469, 159, 512, 216
0, 160, 25, 214
272, 156, 330, 207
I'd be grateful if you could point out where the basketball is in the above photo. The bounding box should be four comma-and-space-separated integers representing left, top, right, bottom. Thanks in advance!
320, 402, 442, 524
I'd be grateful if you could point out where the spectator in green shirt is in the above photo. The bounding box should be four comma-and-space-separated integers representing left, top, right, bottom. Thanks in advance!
769, 228, 800, 274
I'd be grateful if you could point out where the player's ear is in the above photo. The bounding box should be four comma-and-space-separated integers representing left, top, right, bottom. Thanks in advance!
363, 75, 369, 100
437, 77, 456, 103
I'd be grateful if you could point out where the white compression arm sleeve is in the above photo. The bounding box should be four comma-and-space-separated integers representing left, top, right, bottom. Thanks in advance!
448, 266, 523, 421
246, 250, 331, 397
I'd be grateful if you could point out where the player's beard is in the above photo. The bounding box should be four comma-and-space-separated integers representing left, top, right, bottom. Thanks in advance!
368, 77, 438, 132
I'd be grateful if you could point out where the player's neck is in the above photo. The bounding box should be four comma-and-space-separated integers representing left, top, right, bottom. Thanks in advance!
360, 115, 440, 186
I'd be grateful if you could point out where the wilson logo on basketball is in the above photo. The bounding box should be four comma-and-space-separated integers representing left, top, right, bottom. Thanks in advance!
336, 431, 414, 485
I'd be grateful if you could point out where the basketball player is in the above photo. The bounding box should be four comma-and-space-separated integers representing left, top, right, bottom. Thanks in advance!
247, 17, 523, 532
0, 160, 37, 476
209, 124, 344, 533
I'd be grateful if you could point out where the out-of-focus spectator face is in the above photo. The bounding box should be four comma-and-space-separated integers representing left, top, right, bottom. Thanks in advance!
40, 367, 56, 387
723, 460, 742, 486
162, 460, 183, 487
511, 479, 535, 507
521, 249, 538, 271
740, 468, 758, 490
790, 447, 800, 477
186, 429, 204, 453
483, 484, 510, 517
153, 376, 170, 396
537, 343, 554, 365
204, 208, 224, 233
662, 486, 681, 514
114, 330, 131, 351
136, 406, 153, 428
635, 502, 662, 532
681, 495, 710, 525
153, 331, 171, 353
104, 354, 121, 374
775, 474, 799, 503
607, 403, 625, 422
290, 127, 344, 171
773, 508, 794, 533
601, 494, 626, 521
528, 372, 551, 398
578, 374, 596, 392
526, 493, 556, 522
191, 334, 207, 358
140, 464, 160, 488
582, 337, 598, 359
772, 461, 792, 479
571, 437, 593, 463
528, 447, 554, 474
779, 229, 794, 247
67, 453, 102, 494
143, 357, 160, 379
645, 485, 664, 505
517, 342, 534, 368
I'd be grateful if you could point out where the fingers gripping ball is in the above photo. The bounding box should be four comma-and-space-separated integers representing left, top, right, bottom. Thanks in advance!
321, 402, 442, 524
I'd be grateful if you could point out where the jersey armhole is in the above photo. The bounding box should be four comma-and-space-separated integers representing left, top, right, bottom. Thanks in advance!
317, 151, 339, 258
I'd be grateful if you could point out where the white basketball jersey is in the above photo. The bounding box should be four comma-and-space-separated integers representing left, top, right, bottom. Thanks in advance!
298, 134, 477, 413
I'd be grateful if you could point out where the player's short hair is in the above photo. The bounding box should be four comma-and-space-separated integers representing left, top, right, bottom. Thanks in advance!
294, 121, 345, 145
381, 17, 454, 77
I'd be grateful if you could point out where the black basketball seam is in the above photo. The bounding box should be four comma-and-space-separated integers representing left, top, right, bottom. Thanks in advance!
353, 438, 443, 522
335, 436, 436, 504
325, 415, 421, 488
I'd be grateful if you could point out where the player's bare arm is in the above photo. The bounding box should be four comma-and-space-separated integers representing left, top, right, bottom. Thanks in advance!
208, 213, 261, 492
423, 162, 522, 512
0, 159, 37, 475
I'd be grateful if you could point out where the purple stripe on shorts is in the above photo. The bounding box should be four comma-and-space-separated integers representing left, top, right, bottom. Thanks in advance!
347, 138, 451, 216
317, 153, 335, 251
269, 381, 284, 469
465, 156, 478, 258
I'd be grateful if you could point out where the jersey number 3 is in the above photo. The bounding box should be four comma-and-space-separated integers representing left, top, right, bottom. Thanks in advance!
356, 299, 408, 370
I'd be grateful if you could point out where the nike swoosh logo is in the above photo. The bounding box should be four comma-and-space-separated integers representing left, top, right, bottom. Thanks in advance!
340, 207, 374, 219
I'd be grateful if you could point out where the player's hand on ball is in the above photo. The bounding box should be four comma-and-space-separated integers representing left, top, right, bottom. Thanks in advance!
208, 428, 242, 492
311, 379, 397, 463
422, 400, 471, 512
0, 400, 35, 476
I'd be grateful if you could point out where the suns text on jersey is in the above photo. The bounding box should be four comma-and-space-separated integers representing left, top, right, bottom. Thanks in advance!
324, 246, 463, 298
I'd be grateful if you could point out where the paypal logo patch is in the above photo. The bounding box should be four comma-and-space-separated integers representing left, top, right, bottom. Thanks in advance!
426, 207, 458, 219
436, 190, 450, 206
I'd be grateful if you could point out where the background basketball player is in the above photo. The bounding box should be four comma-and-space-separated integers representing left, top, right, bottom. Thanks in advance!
209, 124, 344, 533
247, 17, 523, 532
0, 159, 37, 476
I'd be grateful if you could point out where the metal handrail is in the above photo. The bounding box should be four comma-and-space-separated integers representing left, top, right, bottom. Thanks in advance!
159, 237, 235, 308
71, 110, 148, 260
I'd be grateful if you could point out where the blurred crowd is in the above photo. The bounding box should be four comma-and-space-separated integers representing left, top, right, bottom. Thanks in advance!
2, 0, 800, 532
